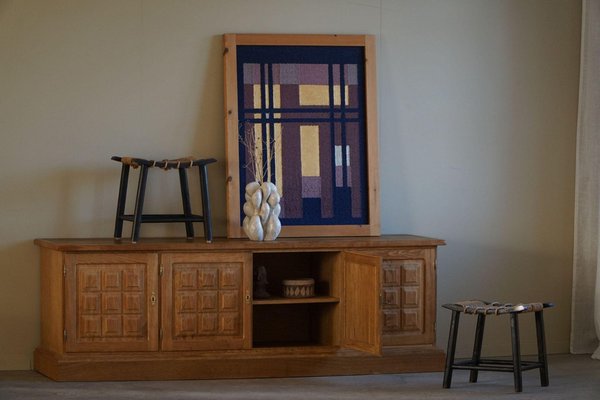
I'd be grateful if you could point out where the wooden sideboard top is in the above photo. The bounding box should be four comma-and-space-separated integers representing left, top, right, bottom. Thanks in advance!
34, 235, 445, 252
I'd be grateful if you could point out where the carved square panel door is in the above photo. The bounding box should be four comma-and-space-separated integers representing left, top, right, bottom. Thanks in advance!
64, 253, 159, 352
160, 252, 252, 351
379, 248, 436, 346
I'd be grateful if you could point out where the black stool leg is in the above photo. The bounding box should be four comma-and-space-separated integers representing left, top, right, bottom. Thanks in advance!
198, 164, 213, 243
114, 164, 130, 240
470, 313, 486, 383
178, 168, 195, 239
131, 165, 149, 243
535, 310, 549, 387
510, 313, 523, 392
443, 310, 461, 389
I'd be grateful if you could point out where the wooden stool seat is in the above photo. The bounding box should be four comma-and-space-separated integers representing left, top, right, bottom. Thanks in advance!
442, 300, 553, 393
112, 156, 216, 243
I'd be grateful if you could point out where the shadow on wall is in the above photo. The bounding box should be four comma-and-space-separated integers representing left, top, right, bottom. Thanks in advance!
4, 164, 222, 240
86, 163, 223, 240
436, 240, 572, 358
0, 240, 42, 369
191, 34, 231, 237
54, 166, 118, 238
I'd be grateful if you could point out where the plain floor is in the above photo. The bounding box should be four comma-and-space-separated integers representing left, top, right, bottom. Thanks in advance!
0, 354, 598, 400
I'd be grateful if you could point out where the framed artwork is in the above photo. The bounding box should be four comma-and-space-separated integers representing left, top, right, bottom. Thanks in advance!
223, 34, 379, 238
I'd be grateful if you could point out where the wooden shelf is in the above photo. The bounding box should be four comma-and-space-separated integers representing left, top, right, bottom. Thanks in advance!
253, 295, 340, 305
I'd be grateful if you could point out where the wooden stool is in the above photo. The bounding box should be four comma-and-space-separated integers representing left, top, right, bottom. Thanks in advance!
112, 156, 216, 243
442, 300, 553, 392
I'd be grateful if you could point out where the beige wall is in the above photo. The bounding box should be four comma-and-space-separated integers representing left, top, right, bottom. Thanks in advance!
0, 0, 580, 370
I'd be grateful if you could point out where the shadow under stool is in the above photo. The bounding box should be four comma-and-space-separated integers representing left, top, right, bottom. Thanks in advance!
442, 300, 553, 392
112, 156, 216, 243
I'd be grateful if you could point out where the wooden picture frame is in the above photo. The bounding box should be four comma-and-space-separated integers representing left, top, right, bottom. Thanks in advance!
223, 34, 379, 238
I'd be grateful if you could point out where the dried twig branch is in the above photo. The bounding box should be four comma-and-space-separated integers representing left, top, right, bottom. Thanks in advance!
240, 122, 278, 184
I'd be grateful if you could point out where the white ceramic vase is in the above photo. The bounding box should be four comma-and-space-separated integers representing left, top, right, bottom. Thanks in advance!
242, 181, 282, 241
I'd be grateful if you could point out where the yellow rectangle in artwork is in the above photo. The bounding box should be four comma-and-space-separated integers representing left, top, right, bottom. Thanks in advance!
300, 126, 320, 177
253, 84, 280, 109
253, 85, 262, 108
299, 85, 348, 106
253, 123, 263, 180
333, 85, 349, 106
273, 84, 280, 108
273, 84, 281, 118
299, 85, 329, 106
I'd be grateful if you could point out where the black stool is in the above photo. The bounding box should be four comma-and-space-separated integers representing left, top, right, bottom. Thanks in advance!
112, 156, 216, 243
442, 300, 553, 392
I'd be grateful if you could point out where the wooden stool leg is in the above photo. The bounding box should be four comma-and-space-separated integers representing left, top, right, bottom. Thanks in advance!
114, 164, 130, 240
510, 313, 523, 392
131, 165, 149, 243
470, 313, 486, 383
178, 168, 194, 239
535, 310, 550, 387
198, 164, 213, 243
443, 310, 461, 388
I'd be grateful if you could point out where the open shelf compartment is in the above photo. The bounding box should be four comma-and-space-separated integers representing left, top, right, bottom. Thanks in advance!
251, 251, 342, 348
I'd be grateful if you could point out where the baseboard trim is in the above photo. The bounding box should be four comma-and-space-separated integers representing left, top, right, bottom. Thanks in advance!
34, 346, 445, 381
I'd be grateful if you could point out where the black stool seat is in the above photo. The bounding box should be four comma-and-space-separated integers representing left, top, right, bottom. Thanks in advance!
442, 300, 553, 393
112, 156, 216, 243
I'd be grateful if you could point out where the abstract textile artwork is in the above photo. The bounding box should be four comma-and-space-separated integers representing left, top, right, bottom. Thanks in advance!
236, 45, 368, 227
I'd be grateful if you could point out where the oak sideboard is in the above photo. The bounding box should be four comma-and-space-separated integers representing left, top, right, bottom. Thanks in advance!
34, 235, 445, 381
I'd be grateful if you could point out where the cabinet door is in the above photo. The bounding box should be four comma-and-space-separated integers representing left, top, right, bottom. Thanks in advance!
161, 252, 252, 351
377, 248, 436, 346
64, 253, 159, 352
342, 252, 382, 356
